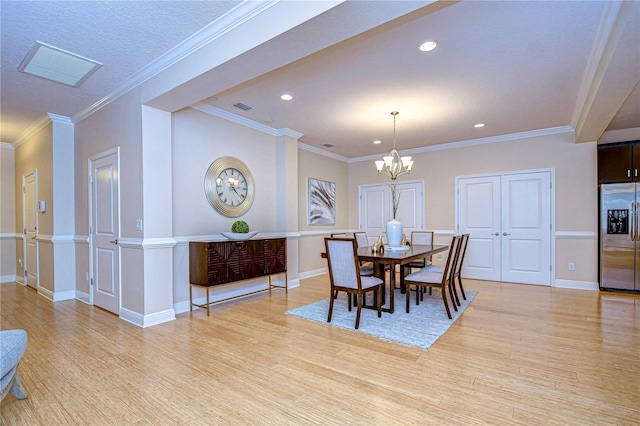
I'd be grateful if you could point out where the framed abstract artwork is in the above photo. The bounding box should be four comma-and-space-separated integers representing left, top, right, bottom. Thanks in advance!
308, 178, 336, 225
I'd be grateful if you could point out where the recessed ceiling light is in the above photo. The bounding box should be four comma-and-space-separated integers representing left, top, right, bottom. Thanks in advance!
18, 41, 102, 87
474, 123, 485, 128
280, 94, 293, 101
419, 41, 437, 52
373, 140, 382, 145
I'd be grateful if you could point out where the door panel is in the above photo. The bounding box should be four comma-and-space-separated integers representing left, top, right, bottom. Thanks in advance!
91, 151, 120, 314
501, 173, 551, 285
360, 186, 387, 244
360, 181, 423, 245
24, 172, 38, 289
396, 184, 421, 233
458, 176, 501, 281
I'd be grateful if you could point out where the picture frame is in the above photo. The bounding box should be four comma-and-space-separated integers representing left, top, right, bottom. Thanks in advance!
308, 178, 336, 225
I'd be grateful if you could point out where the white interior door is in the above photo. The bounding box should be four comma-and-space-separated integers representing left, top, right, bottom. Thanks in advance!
457, 170, 552, 285
501, 172, 551, 285
23, 171, 38, 289
90, 150, 121, 315
360, 185, 387, 245
458, 176, 501, 281
359, 181, 423, 244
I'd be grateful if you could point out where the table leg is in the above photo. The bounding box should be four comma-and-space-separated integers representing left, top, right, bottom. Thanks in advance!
388, 265, 395, 314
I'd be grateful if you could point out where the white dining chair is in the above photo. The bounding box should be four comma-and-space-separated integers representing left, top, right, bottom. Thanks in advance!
324, 237, 383, 329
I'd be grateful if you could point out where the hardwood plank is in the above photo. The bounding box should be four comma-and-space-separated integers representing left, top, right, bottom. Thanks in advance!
1, 278, 639, 425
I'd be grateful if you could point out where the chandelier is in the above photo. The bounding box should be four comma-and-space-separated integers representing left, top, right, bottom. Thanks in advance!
375, 111, 413, 180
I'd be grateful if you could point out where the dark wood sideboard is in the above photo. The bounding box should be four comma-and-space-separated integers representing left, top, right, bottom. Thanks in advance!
189, 238, 287, 316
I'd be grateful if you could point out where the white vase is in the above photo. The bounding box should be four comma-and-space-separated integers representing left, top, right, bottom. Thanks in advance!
386, 218, 403, 248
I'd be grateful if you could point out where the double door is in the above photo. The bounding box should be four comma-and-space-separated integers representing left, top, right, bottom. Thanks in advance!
359, 181, 423, 245
457, 171, 552, 285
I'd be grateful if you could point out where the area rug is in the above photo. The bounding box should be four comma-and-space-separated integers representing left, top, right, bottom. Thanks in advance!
286, 289, 477, 350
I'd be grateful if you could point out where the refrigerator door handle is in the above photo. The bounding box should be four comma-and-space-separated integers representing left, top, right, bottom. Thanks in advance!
633, 203, 640, 241
632, 203, 636, 241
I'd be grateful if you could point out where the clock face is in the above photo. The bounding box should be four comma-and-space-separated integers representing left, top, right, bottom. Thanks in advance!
216, 168, 247, 207
204, 157, 255, 217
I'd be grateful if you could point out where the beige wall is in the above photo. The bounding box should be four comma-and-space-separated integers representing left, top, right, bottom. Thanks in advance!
298, 148, 349, 274
171, 108, 296, 306
348, 130, 598, 284
1, 145, 16, 281
13, 124, 55, 292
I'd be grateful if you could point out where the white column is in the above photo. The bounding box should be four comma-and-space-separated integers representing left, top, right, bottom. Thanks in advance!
275, 129, 302, 288
49, 114, 76, 299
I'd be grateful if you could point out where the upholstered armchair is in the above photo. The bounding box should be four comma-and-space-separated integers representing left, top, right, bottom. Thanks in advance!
1, 329, 28, 401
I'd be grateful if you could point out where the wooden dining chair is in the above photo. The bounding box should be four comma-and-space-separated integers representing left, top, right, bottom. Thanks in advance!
353, 232, 374, 276
424, 233, 470, 305
324, 237, 383, 329
404, 235, 462, 319
403, 231, 434, 274
453, 233, 470, 301
353, 232, 369, 248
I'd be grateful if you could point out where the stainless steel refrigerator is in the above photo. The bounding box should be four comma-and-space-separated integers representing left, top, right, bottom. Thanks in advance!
600, 183, 640, 291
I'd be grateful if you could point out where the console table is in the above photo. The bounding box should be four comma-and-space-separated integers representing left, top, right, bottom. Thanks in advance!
189, 238, 287, 316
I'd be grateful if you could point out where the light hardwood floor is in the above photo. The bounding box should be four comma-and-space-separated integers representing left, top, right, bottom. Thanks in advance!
1, 277, 639, 425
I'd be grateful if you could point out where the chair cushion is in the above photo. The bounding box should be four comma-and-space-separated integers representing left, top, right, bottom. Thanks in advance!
405, 270, 443, 284
0, 330, 27, 379
361, 276, 383, 290
359, 265, 375, 276
424, 265, 444, 273
0, 330, 27, 393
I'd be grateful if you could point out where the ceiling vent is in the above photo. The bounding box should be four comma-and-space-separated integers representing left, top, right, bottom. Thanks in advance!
18, 41, 102, 87
233, 102, 253, 111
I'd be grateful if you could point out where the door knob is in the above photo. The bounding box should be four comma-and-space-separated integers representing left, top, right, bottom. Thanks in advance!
492, 232, 499, 236
109, 239, 119, 245
503, 232, 511, 236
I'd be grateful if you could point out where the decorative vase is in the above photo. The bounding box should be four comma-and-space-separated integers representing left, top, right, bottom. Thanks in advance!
386, 218, 403, 248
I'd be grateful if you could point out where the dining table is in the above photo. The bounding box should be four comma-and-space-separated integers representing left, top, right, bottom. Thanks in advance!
357, 244, 449, 313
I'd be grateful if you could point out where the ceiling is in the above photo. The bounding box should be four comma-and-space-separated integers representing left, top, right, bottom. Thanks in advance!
2, 1, 639, 159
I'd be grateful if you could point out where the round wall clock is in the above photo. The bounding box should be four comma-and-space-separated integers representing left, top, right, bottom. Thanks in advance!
204, 156, 255, 217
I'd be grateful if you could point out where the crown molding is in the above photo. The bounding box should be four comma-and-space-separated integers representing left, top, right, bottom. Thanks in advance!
47, 113, 73, 125
192, 104, 304, 140
275, 128, 304, 140
71, 1, 281, 124
349, 125, 575, 163
193, 104, 279, 135
1, 142, 14, 150
298, 142, 348, 163
13, 115, 52, 148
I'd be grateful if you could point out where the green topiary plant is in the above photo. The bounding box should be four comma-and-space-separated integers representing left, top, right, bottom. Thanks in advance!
231, 220, 249, 233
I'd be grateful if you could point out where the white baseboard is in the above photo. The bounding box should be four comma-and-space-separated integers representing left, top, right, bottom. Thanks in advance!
299, 268, 327, 279
120, 307, 176, 328
174, 300, 191, 315
76, 290, 91, 304
1, 275, 17, 283
37, 286, 75, 301
554, 279, 599, 291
